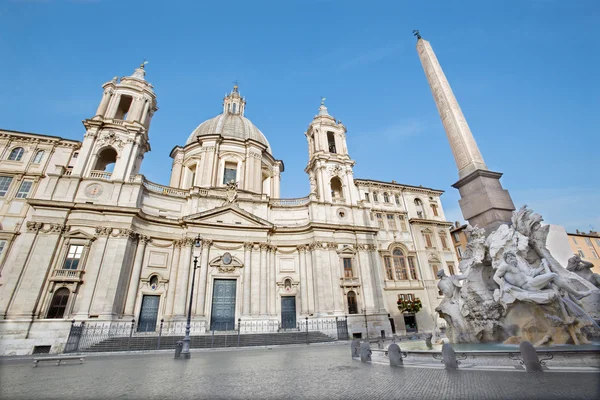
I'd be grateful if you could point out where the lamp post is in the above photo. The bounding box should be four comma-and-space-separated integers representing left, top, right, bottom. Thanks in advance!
180, 234, 202, 359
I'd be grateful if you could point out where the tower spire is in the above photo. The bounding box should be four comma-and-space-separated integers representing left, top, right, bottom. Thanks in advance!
416, 36, 515, 232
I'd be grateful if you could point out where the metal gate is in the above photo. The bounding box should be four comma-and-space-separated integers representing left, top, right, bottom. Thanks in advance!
336, 316, 349, 340
138, 295, 160, 332
210, 279, 236, 331
64, 322, 84, 353
281, 296, 296, 329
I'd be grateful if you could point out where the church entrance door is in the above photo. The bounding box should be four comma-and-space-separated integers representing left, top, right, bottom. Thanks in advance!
210, 279, 236, 331
138, 295, 160, 332
281, 296, 296, 329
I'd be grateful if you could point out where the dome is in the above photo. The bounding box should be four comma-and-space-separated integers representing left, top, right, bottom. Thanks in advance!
186, 113, 271, 153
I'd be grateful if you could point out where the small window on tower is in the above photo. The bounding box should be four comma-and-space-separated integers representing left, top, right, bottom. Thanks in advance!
223, 162, 237, 184
327, 132, 336, 153
232, 103, 237, 114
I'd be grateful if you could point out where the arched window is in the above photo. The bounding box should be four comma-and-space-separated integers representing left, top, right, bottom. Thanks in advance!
392, 248, 408, 280
330, 177, 343, 200
414, 198, 425, 218
93, 148, 117, 172
347, 291, 358, 314
327, 132, 336, 153
33, 150, 44, 164
8, 147, 24, 161
383, 192, 390, 203
47, 288, 70, 319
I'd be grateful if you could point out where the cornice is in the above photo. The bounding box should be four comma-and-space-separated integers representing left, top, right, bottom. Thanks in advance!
408, 218, 453, 227
354, 179, 444, 195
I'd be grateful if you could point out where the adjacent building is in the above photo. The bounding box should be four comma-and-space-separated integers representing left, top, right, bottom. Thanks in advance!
0, 65, 458, 355
567, 230, 600, 274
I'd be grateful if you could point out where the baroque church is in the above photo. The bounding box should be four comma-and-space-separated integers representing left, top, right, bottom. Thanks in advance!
0, 64, 459, 355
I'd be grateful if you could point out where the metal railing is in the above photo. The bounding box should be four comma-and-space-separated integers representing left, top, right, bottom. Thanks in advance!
64, 317, 348, 353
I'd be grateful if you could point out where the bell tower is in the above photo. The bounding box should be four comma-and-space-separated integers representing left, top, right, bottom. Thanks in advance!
304, 99, 358, 205
71, 62, 158, 181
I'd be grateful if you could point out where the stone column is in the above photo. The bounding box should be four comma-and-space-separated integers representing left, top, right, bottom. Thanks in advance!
140, 99, 150, 126
303, 247, 315, 314
195, 239, 212, 316
329, 244, 344, 313
309, 242, 323, 314
123, 235, 150, 316
268, 245, 276, 316
368, 245, 387, 313
95, 89, 112, 117
357, 245, 376, 312
165, 240, 182, 316
259, 243, 268, 316
242, 242, 253, 316
169, 154, 184, 188
174, 238, 193, 317
273, 169, 281, 198
416, 36, 514, 231
250, 244, 260, 316
298, 245, 308, 315
106, 93, 121, 119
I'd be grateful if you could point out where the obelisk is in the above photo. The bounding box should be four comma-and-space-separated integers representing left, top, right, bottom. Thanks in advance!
415, 31, 515, 232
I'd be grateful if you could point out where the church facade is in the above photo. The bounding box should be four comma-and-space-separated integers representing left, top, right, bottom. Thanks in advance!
0, 65, 458, 355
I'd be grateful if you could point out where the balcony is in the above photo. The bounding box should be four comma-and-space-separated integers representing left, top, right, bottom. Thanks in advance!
49, 269, 85, 283
340, 276, 361, 288
90, 170, 112, 180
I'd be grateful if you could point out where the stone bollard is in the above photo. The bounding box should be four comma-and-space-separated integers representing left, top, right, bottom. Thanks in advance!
377, 338, 384, 349
425, 333, 433, 348
359, 342, 372, 363
519, 341, 543, 373
442, 343, 458, 370
351, 339, 361, 358
388, 343, 403, 367
174, 341, 183, 359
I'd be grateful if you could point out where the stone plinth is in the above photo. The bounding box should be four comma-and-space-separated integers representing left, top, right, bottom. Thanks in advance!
452, 169, 515, 233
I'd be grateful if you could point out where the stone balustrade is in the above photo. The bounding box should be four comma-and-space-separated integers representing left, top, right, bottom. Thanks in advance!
49, 269, 85, 282
269, 196, 310, 207
90, 170, 112, 180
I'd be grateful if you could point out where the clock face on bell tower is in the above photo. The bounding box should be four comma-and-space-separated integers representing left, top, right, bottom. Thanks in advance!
85, 183, 104, 198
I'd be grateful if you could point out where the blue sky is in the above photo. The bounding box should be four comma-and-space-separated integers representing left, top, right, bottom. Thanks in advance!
1, 0, 598, 232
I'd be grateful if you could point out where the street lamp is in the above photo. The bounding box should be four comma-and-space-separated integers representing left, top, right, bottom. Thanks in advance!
180, 234, 202, 359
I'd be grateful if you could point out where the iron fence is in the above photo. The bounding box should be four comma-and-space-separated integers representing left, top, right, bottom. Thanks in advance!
64, 316, 348, 353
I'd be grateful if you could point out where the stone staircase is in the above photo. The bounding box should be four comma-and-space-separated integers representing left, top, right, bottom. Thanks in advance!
79, 331, 336, 353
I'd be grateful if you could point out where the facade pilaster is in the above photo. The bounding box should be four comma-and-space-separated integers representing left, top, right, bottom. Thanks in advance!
259, 243, 268, 316
165, 240, 182, 316
328, 243, 343, 313
242, 242, 253, 316
174, 238, 193, 317
297, 245, 308, 315
195, 239, 212, 316
250, 244, 260, 316
356, 245, 376, 312
123, 235, 150, 316
309, 242, 323, 315
268, 245, 276, 316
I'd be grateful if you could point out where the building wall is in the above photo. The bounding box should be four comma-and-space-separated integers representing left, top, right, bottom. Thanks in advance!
567, 231, 600, 275
450, 222, 469, 261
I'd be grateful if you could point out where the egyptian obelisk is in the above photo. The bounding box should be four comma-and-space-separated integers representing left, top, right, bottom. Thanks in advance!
415, 31, 515, 232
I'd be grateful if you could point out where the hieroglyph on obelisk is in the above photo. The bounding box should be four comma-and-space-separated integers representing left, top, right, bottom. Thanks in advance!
416, 38, 487, 179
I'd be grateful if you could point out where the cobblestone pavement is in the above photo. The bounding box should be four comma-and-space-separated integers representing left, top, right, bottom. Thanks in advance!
1, 343, 598, 400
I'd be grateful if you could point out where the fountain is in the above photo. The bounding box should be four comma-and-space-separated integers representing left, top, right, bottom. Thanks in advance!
436, 205, 600, 346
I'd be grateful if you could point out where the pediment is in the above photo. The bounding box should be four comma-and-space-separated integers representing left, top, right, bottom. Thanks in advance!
63, 229, 96, 240
183, 204, 272, 229
209, 253, 244, 273
337, 245, 357, 255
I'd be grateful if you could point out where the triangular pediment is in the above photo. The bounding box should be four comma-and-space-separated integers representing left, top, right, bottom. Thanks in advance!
183, 204, 273, 228
63, 229, 96, 240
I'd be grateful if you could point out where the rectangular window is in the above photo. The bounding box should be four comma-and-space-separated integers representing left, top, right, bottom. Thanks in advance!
0, 176, 13, 197
457, 246, 463, 258
399, 215, 407, 231
424, 233, 433, 248
223, 163, 237, 184
585, 237, 592, 246
571, 237, 577, 244
431, 264, 439, 277
63, 245, 84, 270
364, 192, 369, 201
440, 234, 448, 249
394, 194, 400, 205
393, 255, 407, 280
408, 257, 418, 280
384, 256, 394, 280
327, 132, 336, 153
0, 240, 6, 258
596, 239, 600, 246
453, 232, 460, 242
376, 213, 384, 229
387, 214, 396, 230
592, 250, 599, 259
431, 204, 439, 217
447, 263, 455, 275
343, 258, 353, 278
373, 193, 378, 202
15, 180, 33, 199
